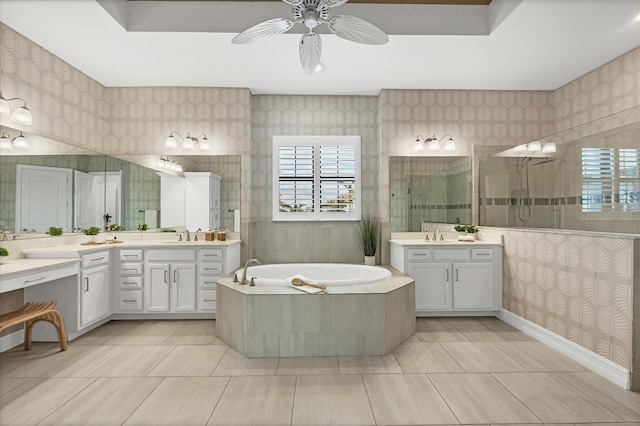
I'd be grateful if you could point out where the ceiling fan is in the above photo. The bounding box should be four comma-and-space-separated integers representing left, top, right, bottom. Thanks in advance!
232, 0, 389, 75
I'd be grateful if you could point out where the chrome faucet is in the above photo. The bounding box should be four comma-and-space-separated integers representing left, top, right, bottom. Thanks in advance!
433, 227, 439, 241
241, 259, 261, 285
183, 229, 191, 241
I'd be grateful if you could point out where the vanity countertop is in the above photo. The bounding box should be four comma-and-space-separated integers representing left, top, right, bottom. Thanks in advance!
22, 239, 242, 257
389, 239, 503, 247
0, 258, 80, 280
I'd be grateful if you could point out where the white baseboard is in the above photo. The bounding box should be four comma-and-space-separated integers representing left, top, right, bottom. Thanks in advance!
0, 330, 24, 352
497, 309, 631, 390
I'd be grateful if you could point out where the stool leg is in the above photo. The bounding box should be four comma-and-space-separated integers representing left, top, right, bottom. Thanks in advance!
24, 320, 34, 351
52, 311, 68, 351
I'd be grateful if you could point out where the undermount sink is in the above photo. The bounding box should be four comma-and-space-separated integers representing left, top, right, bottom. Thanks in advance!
162, 241, 203, 245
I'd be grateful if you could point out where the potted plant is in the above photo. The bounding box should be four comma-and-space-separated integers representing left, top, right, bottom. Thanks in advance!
0, 247, 8, 264
454, 224, 467, 235
47, 226, 63, 236
136, 223, 148, 231
107, 224, 121, 232
355, 215, 379, 265
83, 226, 101, 242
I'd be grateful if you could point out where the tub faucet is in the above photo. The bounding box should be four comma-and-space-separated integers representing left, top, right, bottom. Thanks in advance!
241, 259, 261, 285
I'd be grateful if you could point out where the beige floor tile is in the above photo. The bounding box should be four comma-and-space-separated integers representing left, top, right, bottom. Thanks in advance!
83, 345, 175, 377
338, 354, 402, 374
276, 356, 339, 375
415, 318, 470, 342
212, 348, 278, 376
292, 375, 375, 425
363, 373, 458, 425
0, 342, 65, 375
448, 318, 525, 341
109, 320, 184, 345
208, 376, 295, 425
429, 373, 541, 424
491, 341, 588, 372
148, 345, 228, 376
71, 320, 140, 346
393, 342, 464, 373
0, 377, 32, 396
39, 377, 162, 425
163, 319, 217, 345
493, 372, 624, 423
4, 345, 123, 377
441, 341, 527, 372
126, 377, 229, 425
555, 372, 640, 422
0, 377, 95, 425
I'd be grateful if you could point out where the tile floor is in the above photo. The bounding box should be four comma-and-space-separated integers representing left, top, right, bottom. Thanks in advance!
0, 317, 638, 425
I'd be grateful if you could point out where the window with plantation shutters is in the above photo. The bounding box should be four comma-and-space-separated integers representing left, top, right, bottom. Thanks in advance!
273, 136, 361, 221
582, 147, 640, 215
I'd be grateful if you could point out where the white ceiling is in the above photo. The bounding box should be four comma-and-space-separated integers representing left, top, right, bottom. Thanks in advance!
0, 0, 639, 96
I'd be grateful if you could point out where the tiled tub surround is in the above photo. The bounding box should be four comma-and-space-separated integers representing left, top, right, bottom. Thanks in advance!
216, 272, 415, 357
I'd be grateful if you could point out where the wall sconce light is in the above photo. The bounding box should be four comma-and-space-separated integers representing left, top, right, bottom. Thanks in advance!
0, 131, 29, 150
0, 91, 33, 125
157, 156, 182, 172
165, 131, 210, 150
413, 134, 455, 152
514, 141, 556, 154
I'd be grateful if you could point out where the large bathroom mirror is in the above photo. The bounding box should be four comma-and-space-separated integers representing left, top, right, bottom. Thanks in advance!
390, 156, 472, 232
0, 126, 241, 237
479, 121, 640, 234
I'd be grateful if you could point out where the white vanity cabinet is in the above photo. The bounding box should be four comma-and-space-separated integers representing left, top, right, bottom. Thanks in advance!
391, 243, 502, 316
145, 249, 197, 313
80, 250, 110, 327
117, 249, 144, 312
184, 172, 221, 231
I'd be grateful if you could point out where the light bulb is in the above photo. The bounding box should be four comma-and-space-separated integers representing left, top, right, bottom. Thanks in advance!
183, 136, 194, 150
13, 134, 29, 149
11, 106, 32, 125
0, 134, 13, 150
165, 135, 177, 149
514, 144, 527, 153
428, 140, 440, 151
527, 141, 541, 152
444, 138, 455, 152
542, 142, 556, 153
413, 137, 424, 152
199, 136, 211, 150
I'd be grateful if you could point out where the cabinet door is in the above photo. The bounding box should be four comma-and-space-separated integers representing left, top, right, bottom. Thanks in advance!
172, 263, 197, 312
145, 264, 170, 312
452, 262, 494, 309
408, 262, 451, 313
159, 175, 185, 228
81, 265, 109, 327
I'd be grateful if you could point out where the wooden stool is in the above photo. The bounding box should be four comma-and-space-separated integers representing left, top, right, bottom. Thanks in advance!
0, 302, 68, 351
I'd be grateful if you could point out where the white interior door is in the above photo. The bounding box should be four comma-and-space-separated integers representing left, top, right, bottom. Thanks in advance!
16, 165, 72, 233
92, 171, 124, 229
74, 170, 96, 231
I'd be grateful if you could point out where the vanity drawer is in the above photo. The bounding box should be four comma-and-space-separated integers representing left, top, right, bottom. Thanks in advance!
0, 262, 79, 293
120, 276, 143, 290
120, 250, 143, 261
199, 276, 220, 289
146, 249, 196, 262
433, 248, 469, 260
120, 263, 143, 276
199, 249, 223, 262
199, 262, 223, 276
82, 251, 110, 268
407, 248, 431, 262
199, 289, 216, 311
119, 290, 143, 311
471, 248, 494, 260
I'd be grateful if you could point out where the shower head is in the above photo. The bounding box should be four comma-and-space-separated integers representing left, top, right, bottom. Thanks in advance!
532, 158, 557, 166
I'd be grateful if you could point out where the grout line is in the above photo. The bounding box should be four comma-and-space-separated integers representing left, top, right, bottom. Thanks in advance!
32, 377, 99, 426
435, 341, 467, 373
289, 375, 297, 426
487, 372, 546, 424
119, 376, 167, 425
205, 375, 232, 425
359, 373, 379, 426
424, 373, 462, 425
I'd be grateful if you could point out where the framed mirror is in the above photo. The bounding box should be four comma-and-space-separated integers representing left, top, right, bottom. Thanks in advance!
390, 156, 472, 232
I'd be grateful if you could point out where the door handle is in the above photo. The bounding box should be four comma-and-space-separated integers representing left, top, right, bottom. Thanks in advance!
446, 269, 449, 282
455, 269, 459, 281
164, 270, 168, 283
174, 270, 177, 283
85, 277, 89, 292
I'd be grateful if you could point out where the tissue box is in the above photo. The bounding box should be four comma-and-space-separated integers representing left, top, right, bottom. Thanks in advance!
204, 232, 215, 241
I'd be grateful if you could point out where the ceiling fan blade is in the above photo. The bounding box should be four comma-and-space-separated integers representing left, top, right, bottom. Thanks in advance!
321, 0, 349, 7
232, 18, 294, 44
299, 32, 322, 75
327, 15, 389, 45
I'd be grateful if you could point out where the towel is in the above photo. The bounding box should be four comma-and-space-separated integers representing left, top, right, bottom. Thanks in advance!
286, 274, 325, 294
458, 235, 476, 242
